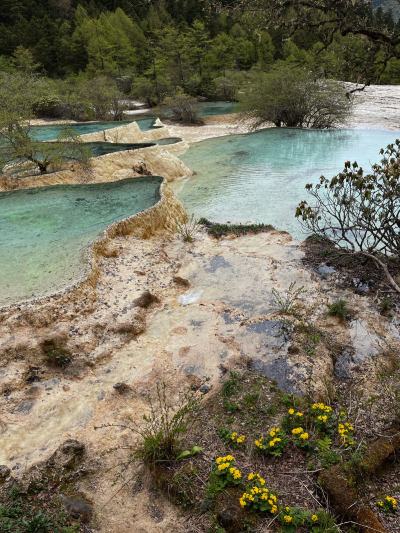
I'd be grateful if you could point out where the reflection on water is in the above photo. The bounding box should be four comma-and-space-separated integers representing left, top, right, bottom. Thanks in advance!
171, 128, 400, 240
0, 177, 162, 307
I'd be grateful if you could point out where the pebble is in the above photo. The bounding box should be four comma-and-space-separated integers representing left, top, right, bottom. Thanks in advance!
63, 385, 70, 392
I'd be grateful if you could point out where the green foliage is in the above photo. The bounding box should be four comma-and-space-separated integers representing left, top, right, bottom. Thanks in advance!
279, 506, 308, 533
239, 474, 278, 514
327, 300, 348, 317
175, 213, 200, 243
380, 298, 392, 310
376, 495, 397, 516
218, 427, 246, 448
47, 346, 70, 366
199, 218, 274, 238
210, 455, 242, 489
22, 511, 52, 532
96, 380, 206, 468
221, 371, 240, 397
176, 445, 203, 459
320, 449, 341, 468
161, 90, 203, 124
296, 140, 400, 292
271, 282, 307, 314
238, 64, 352, 129
255, 427, 288, 457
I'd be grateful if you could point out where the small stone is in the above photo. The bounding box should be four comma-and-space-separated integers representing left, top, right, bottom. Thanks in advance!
199, 385, 210, 394
63, 385, 70, 392
0, 465, 11, 482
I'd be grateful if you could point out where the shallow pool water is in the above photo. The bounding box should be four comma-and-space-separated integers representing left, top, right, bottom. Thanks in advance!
0, 177, 162, 307
171, 128, 400, 240
30, 118, 157, 141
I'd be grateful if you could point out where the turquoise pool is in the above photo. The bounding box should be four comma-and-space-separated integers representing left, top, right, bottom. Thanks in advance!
171, 128, 400, 241
30, 118, 157, 141
0, 177, 162, 307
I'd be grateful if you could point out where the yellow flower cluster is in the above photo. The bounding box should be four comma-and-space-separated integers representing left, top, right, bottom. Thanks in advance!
270, 427, 280, 437
239, 477, 277, 513
312, 514, 318, 522
288, 408, 294, 415
284, 515, 293, 523
300, 432, 309, 440
255, 436, 264, 449
312, 403, 332, 412
318, 415, 327, 423
229, 467, 242, 479
296, 412, 303, 417
385, 495, 397, 508
269, 437, 281, 447
216, 455, 235, 470
292, 427, 304, 435
216, 455, 235, 464
231, 432, 245, 444
338, 423, 354, 447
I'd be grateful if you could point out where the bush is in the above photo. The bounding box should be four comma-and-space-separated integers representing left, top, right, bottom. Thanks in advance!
296, 140, 400, 293
328, 300, 348, 317
162, 90, 203, 124
239, 63, 352, 129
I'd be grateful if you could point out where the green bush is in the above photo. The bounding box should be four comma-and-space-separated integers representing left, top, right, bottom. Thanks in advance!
328, 300, 348, 317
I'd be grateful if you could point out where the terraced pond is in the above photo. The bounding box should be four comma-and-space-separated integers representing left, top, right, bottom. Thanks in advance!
172, 128, 400, 241
0, 177, 162, 307
30, 118, 157, 141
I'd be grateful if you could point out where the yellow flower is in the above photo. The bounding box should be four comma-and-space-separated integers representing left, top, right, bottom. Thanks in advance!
340, 411, 346, 416
312, 404, 318, 409
268, 500, 273, 505
288, 408, 294, 415
292, 427, 303, 434
284, 516, 293, 523
269, 440, 275, 447
248, 473, 255, 481
300, 432, 309, 440
285, 506, 290, 512
312, 515, 318, 522
296, 412, 303, 417
216, 457, 222, 464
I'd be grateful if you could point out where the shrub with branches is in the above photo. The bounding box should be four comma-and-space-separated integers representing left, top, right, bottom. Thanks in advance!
239, 65, 352, 129
296, 139, 400, 293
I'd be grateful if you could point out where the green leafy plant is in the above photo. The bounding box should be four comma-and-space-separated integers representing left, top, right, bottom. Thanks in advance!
271, 281, 307, 314
22, 511, 52, 532
221, 371, 240, 396
311, 403, 336, 435
47, 346, 70, 365
223, 398, 241, 412
175, 213, 200, 243
96, 380, 206, 468
327, 300, 348, 317
218, 428, 245, 448
377, 495, 397, 516
320, 449, 341, 468
239, 474, 278, 514
211, 455, 242, 488
176, 445, 203, 459
279, 506, 308, 533
292, 427, 316, 456
380, 298, 392, 310
255, 427, 288, 457
306, 510, 337, 533
317, 436, 332, 453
